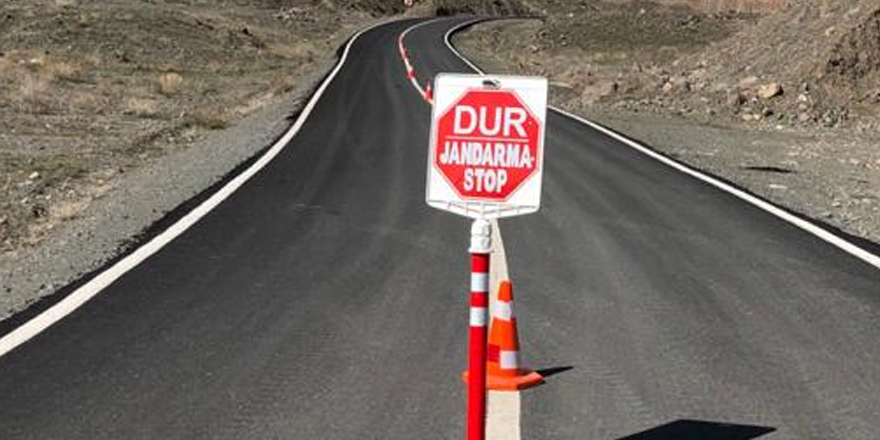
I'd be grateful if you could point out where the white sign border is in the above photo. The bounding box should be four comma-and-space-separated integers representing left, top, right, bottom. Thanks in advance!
426, 73, 548, 219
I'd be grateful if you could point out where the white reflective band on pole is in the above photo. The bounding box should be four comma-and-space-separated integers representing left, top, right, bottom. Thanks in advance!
471, 273, 489, 292
493, 301, 513, 321
500, 350, 519, 370
470, 307, 488, 327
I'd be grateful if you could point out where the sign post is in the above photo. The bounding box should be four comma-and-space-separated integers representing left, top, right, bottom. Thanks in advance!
467, 218, 491, 440
426, 74, 548, 440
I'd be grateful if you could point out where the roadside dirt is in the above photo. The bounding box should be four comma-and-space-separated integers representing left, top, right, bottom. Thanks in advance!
453, 0, 880, 246
0, 0, 390, 256
0, 0, 403, 320
433, 0, 533, 16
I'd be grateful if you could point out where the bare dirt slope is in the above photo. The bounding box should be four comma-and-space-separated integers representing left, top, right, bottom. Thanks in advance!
454, 0, 880, 245
0, 0, 405, 319
688, 0, 880, 127
433, 0, 532, 16
0, 0, 394, 255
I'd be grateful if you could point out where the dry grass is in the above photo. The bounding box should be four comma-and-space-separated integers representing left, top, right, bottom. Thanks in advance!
233, 91, 278, 117
19, 74, 49, 100
43, 59, 80, 81
190, 106, 229, 130
266, 41, 316, 62
68, 90, 110, 114
123, 97, 160, 117
0, 57, 12, 75
675, 0, 789, 13
18, 74, 50, 113
50, 198, 89, 221
274, 75, 298, 94
158, 72, 184, 96
0, 52, 90, 114
18, 54, 81, 82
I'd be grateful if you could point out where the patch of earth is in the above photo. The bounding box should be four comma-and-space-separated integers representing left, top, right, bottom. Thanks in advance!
0, 1, 411, 321
432, 0, 533, 16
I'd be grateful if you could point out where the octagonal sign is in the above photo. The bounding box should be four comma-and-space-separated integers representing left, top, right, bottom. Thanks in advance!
426, 74, 548, 219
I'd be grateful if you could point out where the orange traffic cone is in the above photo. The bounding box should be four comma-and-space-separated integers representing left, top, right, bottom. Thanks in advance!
424, 81, 433, 103
464, 280, 544, 391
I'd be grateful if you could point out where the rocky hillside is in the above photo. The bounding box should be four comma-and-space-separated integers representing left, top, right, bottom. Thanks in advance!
434, 0, 786, 16
687, 0, 880, 125
456, 0, 880, 131
628, 0, 880, 129
433, 0, 880, 127
433, 0, 532, 16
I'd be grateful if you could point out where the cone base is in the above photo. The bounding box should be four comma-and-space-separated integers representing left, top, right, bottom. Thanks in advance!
462, 369, 545, 391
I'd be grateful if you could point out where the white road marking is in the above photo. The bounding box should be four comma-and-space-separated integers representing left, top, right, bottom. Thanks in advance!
488, 218, 522, 440
487, 390, 521, 440
0, 19, 398, 361
443, 19, 880, 272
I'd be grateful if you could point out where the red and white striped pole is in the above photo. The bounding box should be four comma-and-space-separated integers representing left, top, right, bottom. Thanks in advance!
467, 218, 491, 440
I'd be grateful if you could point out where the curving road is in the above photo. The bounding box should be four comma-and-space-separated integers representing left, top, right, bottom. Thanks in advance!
1, 17, 880, 440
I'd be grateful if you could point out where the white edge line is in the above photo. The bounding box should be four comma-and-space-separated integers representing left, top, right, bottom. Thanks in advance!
443, 19, 880, 272
487, 390, 522, 440
487, 212, 521, 440
0, 18, 400, 360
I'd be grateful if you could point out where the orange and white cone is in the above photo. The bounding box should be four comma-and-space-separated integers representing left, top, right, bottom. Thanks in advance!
464, 280, 544, 391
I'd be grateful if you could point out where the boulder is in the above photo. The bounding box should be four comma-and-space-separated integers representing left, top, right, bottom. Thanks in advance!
662, 76, 691, 94
726, 89, 746, 108
581, 79, 618, 105
758, 82, 783, 99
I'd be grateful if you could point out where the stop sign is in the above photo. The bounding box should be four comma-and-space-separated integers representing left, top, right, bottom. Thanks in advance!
426, 74, 548, 219
434, 89, 540, 199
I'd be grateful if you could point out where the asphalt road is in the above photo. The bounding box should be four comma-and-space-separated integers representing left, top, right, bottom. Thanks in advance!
409, 19, 880, 439
1, 17, 880, 440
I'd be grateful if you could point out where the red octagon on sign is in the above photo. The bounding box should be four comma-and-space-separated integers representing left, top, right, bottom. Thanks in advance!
433, 89, 542, 201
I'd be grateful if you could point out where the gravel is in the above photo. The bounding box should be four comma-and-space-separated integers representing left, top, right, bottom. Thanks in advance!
0, 22, 374, 322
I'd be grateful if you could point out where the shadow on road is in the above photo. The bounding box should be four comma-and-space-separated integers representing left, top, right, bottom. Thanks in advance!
536, 366, 574, 378
616, 419, 775, 440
